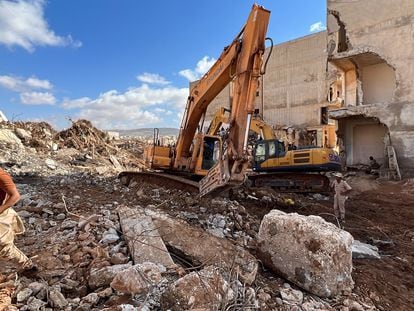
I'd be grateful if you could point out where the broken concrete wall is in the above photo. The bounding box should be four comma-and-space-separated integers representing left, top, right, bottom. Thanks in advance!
328, 0, 414, 174
336, 116, 388, 166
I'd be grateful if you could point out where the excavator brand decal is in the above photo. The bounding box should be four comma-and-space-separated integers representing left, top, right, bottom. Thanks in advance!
206, 63, 224, 86
329, 153, 340, 163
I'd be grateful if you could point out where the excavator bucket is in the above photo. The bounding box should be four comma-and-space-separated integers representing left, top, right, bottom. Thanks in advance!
199, 156, 248, 197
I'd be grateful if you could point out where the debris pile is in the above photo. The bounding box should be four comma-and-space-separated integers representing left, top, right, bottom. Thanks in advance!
0, 119, 146, 177
14, 121, 57, 150
55, 120, 114, 156
0, 118, 411, 310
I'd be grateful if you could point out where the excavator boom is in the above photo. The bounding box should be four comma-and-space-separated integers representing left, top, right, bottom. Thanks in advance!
199, 5, 270, 196
135, 5, 270, 197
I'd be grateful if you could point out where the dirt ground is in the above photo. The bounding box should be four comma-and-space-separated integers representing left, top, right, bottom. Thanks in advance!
11, 173, 414, 310
295, 178, 414, 311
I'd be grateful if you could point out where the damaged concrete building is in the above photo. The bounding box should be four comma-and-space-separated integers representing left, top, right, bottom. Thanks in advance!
206, 0, 414, 176
327, 0, 414, 176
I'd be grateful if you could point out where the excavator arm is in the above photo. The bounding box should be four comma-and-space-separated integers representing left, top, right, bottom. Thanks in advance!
174, 5, 270, 174
199, 5, 270, 196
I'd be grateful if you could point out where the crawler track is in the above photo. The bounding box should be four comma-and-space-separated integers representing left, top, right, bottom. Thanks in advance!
248, 172, 330, 193
118, 171, 199, 193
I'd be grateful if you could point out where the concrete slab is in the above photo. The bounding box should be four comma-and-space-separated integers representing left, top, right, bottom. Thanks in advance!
145, 209, 258, 285
117, 206, 175, 268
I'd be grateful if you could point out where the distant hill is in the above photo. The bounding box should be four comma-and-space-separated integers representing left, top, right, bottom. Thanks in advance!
110, 128, 179, 138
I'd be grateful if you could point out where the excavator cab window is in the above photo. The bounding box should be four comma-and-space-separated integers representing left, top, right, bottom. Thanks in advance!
254, 140, 286, 164
269, 141, 276, 157
202, 136, 221, 170
276, 140, 286, 157
255, 141, 267, 163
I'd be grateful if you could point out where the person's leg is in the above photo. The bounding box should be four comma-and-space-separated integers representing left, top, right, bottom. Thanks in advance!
333, 195, 340, 219
338, 196, 346, 220
0, 229, 31, 269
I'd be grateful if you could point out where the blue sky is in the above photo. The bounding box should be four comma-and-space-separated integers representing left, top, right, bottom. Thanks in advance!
0, 0, 326, 130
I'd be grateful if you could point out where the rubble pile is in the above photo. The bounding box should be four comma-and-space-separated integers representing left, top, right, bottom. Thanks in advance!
55, 120, 114, 156
14, 121, 57, 150
0, 170, 379, 310
0, 119, 396, 310
0, 119, 146, 177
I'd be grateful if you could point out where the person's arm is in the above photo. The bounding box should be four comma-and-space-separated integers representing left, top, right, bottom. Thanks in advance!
0, 174, 21, 214
340, 181, 352, 196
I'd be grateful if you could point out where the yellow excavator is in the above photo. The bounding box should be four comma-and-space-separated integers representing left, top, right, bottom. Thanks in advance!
206, 107, 341, 192
120, 4, 271, 196
206, 107, 276, 141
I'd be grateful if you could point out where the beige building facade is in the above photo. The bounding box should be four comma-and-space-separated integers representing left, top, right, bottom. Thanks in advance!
205, 31, 330, 128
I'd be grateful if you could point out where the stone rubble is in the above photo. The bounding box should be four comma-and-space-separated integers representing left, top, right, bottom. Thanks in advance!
0, 119, 379, 310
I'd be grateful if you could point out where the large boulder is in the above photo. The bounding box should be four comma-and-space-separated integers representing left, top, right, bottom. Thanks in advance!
257, 210, 354, 297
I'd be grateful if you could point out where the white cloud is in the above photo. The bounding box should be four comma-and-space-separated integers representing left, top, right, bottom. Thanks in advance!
0, 0, 81, 52
179, 69, 198, 82
0, 75, 53, 92
137, 73, 170, 85
20, 91, 56, 105
309, 21, 326, 33
179, 56, 216, 82
62, 83, 189, 129
26, 77, 53, 89
0, 74, 56, 105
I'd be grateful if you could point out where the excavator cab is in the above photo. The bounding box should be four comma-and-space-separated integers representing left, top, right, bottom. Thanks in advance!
253, 139, 286, 170
253, 138, 342, 173
194, 135, 222, 175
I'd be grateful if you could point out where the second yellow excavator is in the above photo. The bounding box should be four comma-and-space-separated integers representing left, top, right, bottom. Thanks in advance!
206, 106, 341, 192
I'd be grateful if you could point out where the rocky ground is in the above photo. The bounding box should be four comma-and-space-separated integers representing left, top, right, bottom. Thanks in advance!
0, 120, 413, 310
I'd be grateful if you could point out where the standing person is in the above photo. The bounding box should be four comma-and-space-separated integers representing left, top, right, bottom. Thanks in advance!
331, 172, 352, 222
0, 168, 35, 273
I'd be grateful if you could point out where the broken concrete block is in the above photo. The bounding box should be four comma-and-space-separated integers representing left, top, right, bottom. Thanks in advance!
110, 262, 164, 295
101, 228, 120, 244
26, 297, 47, 311
258, 210, 354, 297
117, 206, 175, 268
280, 284, 303, 305
16, 288, 33, 303
88, 263, 132, 289
352, 240, 380, 259
49, 289, 68, 309
110, 252, 129, 265
15, 128, 32, 140
82, 292, 100, 305
146, 209, 258, 285
0, 129, 23, 148
161, 266, 234, 310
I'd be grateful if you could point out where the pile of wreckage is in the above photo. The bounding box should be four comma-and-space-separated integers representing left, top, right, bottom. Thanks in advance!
0, 119, 145, 177
0, 119, 379, 310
